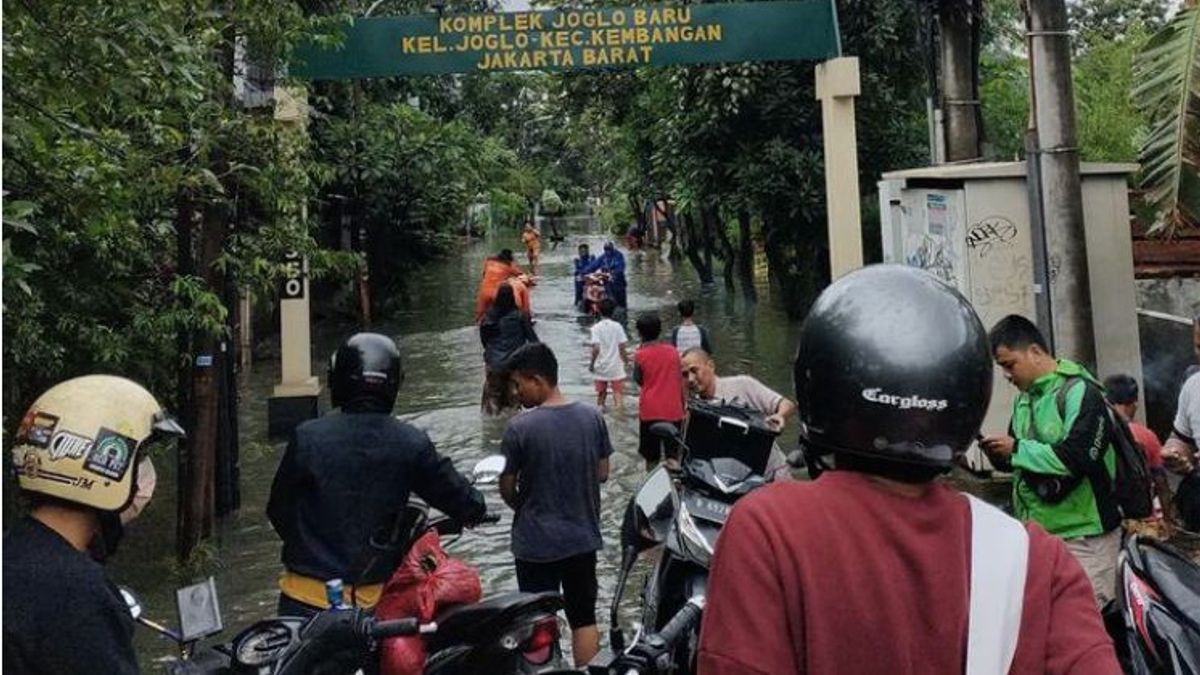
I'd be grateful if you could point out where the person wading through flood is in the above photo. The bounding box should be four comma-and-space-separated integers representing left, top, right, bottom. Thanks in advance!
573, 243, 596, 310
499, 343, 612, 668
698, 265, 1120, 674
475, 249, 532, 323
480, 283, 539, 415
522, 221, 542, 275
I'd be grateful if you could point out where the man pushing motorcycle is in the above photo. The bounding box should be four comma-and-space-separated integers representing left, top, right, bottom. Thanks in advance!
267, 333, 487, 617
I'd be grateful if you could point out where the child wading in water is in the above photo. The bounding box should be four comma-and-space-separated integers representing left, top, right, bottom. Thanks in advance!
633, 311, 685, 470
499, 343, 612, 667
589, 299, 628, 409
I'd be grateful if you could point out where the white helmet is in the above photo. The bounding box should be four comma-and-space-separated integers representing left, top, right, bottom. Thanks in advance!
13, 375, 184, 512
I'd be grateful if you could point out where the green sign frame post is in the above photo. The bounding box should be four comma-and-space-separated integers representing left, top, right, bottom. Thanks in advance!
291, 1, 840, 79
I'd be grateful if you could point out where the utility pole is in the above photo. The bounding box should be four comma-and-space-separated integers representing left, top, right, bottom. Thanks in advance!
1026, 0, 1095, 363
939, 0, 982, 162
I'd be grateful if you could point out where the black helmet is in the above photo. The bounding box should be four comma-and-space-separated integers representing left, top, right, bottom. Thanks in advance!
793, 265, 992, 475
330, 333, 403, 411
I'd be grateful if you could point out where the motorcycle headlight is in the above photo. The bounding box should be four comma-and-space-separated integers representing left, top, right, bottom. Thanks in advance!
676, 501, 714, 566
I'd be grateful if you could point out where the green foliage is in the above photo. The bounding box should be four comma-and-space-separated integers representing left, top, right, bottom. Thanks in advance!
540, 188, 564, 215
1133, 6, 1200, 234
2, 0, 336, 415
982, 26, 1149, 163
558, 0, 929, 313
489, 188, 528, 231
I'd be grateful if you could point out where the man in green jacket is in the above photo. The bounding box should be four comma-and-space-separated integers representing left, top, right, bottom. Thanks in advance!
981, 314, 1120, 607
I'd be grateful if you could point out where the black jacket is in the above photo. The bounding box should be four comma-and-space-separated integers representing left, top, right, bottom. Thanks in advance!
267, 408, 486, 584
480, 309, 538, 369
3, 518, 138, 675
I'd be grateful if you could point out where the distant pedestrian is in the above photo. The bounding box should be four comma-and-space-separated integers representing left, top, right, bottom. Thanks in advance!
480, 283, 538, 415
672, 299, 713, 354
522, 221, 542, 274
1103, 374, 1170, 521
499, 343, 612, 667
633, 312, 685, 470
589, 299, 629, 410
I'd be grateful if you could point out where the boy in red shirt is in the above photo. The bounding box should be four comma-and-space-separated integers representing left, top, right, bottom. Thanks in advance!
632, 312, 685, 470
698, 266, 1119, 675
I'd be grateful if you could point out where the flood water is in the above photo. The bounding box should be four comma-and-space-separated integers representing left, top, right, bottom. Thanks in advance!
114, 227, 803, 669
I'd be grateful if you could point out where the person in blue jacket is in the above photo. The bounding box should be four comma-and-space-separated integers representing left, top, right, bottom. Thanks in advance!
573, 243, 596, 308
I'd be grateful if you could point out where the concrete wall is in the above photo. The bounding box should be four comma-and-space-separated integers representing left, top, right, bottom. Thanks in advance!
1135, 277, 1200, 438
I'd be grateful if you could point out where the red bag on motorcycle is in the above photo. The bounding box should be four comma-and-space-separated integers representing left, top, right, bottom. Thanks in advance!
376, 531, 483, 675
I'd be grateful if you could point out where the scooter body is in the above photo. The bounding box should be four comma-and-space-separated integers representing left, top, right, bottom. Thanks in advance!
1110, 534, 1200, 674
601, 421, 769, 675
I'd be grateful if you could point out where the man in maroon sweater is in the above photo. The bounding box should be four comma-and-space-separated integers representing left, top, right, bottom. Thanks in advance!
698, 265, 1119, 675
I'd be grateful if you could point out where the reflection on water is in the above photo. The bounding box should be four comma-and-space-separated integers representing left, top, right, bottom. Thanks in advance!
113, 229, 802, 668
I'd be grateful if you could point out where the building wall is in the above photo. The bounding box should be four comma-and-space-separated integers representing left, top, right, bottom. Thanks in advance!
1135, 277, 1200, 438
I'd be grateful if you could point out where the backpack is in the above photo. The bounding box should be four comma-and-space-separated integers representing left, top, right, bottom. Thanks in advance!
1056, 377, 1155, 520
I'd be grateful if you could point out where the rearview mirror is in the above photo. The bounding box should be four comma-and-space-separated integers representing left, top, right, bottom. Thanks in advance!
120, 587, 143, 620
472, 455, 506, 484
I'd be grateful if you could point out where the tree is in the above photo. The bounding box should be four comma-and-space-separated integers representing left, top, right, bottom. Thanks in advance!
1133, 6, 1200, 235
2, 0, 351, 558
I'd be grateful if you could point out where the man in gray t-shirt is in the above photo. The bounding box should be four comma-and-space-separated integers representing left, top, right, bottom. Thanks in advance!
1165, 317, 1200, 473
498, 343, 611, 667
680, 348, 797, 480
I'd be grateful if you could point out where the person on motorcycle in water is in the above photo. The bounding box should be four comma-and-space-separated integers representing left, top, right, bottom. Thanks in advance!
581, 242, 627, 308
4, 375, 186, 675
268, 333, 487, 617
698, 265, 1120, 674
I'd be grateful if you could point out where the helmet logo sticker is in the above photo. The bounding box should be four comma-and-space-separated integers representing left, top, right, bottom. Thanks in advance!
17, 410, 59, 448
48, 431, 94, 461
861, 388, 949, 412
83, 428, 137, 481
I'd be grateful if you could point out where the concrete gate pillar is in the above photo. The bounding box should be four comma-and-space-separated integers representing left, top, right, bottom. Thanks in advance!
267, 87, 322, 437
815, 57, 864, 279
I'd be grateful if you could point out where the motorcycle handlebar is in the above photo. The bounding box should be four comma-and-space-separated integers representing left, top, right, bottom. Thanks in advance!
656, 597, 705, 648
365, 617, 440, 639
431, 512, 501, 536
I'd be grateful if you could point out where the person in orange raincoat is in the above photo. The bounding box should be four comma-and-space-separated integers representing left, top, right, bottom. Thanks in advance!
475, 249, 532, 323
521, 221, 542, 274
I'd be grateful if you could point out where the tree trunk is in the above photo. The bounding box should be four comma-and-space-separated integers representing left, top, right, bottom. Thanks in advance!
763, 214, 827, 318
737, 210, 758, 301
175, 188, 197, 562
714, 215, 737, 291
180, 199, 226, 559
939, 0, 982, 162
680, 212, 715, 284
699, 206, 719, 284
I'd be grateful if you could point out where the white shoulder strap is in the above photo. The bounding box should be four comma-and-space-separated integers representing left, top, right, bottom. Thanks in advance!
965, 494, 1029, 675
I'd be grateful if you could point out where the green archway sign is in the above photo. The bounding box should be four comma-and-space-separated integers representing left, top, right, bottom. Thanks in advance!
291, 0, 841, 79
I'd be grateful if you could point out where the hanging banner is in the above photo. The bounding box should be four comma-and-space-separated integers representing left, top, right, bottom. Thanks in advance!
291, 1, 841, 79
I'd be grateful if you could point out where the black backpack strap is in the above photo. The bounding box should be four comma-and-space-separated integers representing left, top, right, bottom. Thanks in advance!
1054, 375, 1084, 422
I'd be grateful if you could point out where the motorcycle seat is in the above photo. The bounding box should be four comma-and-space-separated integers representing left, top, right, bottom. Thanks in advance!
428, 592, 562, 650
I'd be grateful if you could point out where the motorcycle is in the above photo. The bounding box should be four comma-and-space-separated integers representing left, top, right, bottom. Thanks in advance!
601, 417, 772, 675
124, 455, 566, 674
582, 596, 706, 675
582, 271, 612, 317
1106, 534, 1200, 674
